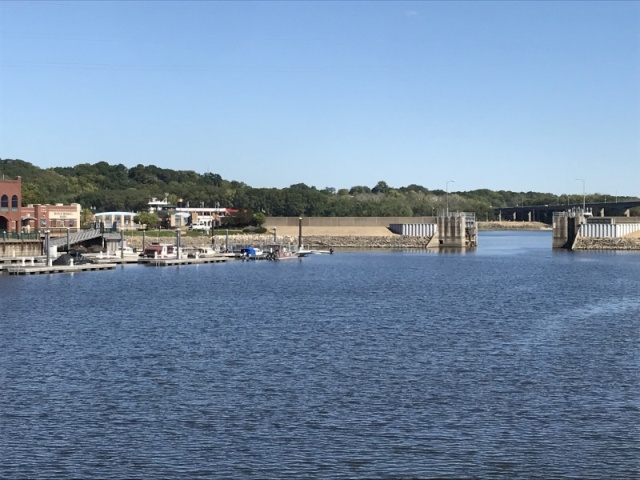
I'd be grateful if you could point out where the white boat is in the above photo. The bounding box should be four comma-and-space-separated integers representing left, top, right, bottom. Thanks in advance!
86, 245, 140, 260
296, 246, 334, 257
114, 246, 140, 258
186, 246, 218, 258
265, 245, 300, 261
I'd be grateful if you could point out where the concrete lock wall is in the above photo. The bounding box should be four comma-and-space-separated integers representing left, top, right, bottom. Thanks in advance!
0, 240, 42, 257
552, 216, 570, 248
437, 216, 466, 247
389, 223, 437, 236
266, 216, 435, 228
579, 222, 640, 238
553, 216, 584, 248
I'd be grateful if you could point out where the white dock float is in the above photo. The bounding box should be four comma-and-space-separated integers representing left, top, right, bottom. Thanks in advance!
6, 263, 117, 275
140, 256, 228, 267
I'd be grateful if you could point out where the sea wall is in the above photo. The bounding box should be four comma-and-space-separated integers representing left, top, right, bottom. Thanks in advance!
297, 235, 432, 249
572, 237, 640, 250
120, 234, 433, 250
266, 216, 434, 227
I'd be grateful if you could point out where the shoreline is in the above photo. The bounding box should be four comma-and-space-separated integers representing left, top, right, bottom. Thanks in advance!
116, 221, 639, 251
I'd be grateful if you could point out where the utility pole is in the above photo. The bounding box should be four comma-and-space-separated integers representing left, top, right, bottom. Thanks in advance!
575, 178, 586, 211
446, 180, 455, 215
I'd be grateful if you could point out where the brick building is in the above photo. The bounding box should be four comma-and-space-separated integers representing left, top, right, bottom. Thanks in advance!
0, 176, 82, 232
21, 203, 82, 231
0, 177, 22, 232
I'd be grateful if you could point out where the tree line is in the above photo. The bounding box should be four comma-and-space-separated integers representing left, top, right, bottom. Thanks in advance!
1, 158, 637, 220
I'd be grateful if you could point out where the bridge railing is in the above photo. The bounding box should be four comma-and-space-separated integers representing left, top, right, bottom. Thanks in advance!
49, 229, 104, 247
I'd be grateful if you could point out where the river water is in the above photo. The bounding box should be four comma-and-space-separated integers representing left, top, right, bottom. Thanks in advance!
1, 231, 638, 479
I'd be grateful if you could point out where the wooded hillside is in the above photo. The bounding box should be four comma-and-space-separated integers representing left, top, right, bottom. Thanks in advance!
1, 158, 635, 218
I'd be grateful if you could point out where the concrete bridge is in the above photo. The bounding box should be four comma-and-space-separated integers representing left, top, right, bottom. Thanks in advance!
495, 200, 640, 224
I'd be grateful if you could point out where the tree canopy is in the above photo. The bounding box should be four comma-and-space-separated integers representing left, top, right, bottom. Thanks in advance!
1, 158, 636, 219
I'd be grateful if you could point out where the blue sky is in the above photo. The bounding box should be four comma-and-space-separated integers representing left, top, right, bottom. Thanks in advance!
1, 1, 638, 197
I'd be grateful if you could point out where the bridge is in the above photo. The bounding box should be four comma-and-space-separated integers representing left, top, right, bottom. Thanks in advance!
494, 200, 640, 224
48, 229, 121, 249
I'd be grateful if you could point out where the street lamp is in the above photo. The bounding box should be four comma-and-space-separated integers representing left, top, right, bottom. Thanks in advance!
575, 178, 586, 211
446, 180, 455, 215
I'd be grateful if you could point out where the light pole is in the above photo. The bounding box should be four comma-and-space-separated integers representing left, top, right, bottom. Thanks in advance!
575, 178, 586, 211
446, 180, 455, 215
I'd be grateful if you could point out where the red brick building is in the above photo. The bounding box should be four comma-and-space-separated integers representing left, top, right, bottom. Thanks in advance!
22, 203, 82, 230
0, 176, 82, 233
0, 177, 22, 232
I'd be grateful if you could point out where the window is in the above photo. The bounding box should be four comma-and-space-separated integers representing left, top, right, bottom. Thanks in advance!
11, 195, 18, 211
1, 195, 7, 210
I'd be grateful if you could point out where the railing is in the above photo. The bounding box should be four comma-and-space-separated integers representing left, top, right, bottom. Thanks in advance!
553, 208, 592, 219
49, 229, 104, 247
0, 230, 41, 241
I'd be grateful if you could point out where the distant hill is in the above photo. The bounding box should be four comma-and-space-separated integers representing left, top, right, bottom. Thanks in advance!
1, 158, 635, 218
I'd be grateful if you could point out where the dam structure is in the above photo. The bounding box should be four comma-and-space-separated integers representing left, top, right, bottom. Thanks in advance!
552, 209, 640, 249
266, 214, 477, 249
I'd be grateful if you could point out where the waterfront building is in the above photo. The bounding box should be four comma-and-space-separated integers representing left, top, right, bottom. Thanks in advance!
21, 203, 82, 231
0, 177, 22, 232
93, 212, 138, 230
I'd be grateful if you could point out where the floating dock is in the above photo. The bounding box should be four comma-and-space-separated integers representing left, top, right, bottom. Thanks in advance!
6, 263, 117, 275
87, 256, 141, 265
139, 256, 229, 267
0, 256, 47, 272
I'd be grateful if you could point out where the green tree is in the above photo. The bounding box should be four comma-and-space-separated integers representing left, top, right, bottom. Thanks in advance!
135, 212, 159, 229
253, 212, 266, 227
372, 181, 390, 194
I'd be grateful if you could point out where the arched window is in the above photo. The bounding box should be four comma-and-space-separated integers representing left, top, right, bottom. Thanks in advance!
11, 195, 18, 210
1, 195, 8, 210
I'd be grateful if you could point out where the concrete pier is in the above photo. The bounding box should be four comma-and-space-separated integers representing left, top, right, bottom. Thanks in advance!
549, 210, 640, 249
552, 213, 582, 249
434, 213, 477, 248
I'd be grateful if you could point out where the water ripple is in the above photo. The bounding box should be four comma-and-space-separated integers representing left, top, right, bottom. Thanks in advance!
1, 232, 639, 478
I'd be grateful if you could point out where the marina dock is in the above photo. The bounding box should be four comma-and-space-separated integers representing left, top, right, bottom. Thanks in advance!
0, 256, 47, 272
139, 256, 229, 267
6, 263, 117, 275
87, 256, 141, 265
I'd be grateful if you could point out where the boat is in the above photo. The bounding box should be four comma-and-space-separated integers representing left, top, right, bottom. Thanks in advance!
265, 245, 301, 261
296, 246, 334, 257
140, 242, 185, 259
112, 245, 140, 259
85, 245, 140, 261
186, 246, 218, 258
239, 246, 266, 260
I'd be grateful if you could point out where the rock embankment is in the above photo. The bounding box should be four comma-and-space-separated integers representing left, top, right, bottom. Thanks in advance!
573, 237, 640, 250
301, 235, 432, 249
123, 234, 433, 250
